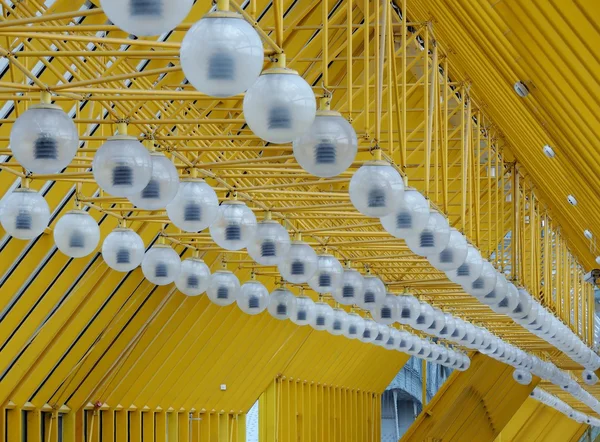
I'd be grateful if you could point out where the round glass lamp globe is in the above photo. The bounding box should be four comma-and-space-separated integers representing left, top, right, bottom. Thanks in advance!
437, 314, 456, 339
92, 135, 152, 197
490, 282, 519, 314
404, 211, 451, 257
357, 276, 386, 310
426, 344, 440, 362
247, 220, 290, 265
380, 188, 430, 239
207, 270, 240, 306
426, 308, 446, 336
292, 110, 358, 178
307, 254, 344, 294
396, 295, 420, 325
373, 323, 391, 347
349, 161, 404, 217
463, 260, 497, 297
332, 268, 364, 305
311, 302, 334, 331
277, 241, 318, 284
289, 296, 316, 326
428, 229, 468, 271
514, 370, 533, 388
371, 294, 399, 325
180, 12, 264, 97
406, 336, 423, 357
99, 0, 193, 36
129, 153, 179, 210
0, 189, 50, 240
209, 201, 257, 251
141, 245, 181, 285
479, 272, 509, 305
508, 288, 534, 320
53, 210, 100, 258
102, 228, 145, 272
418, 340, 432, 359
410, 302, 435, 331
359, 318, 379, 343
328, 308, 349, 335
450, 319, 467, 342
243, 67, 316, 144
583, 370, 599, 386
175, 258, 211, 296
267, 288, 296, 320
166, 179, 219, 233
396, 331, 412, 352
10, 104, 78, 174
445, 246, 483, 285
344, 313, 366, 340
384, 328, 402, 350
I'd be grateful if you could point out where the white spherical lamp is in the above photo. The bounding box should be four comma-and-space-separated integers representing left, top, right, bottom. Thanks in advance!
289, 296, 316, 326
357, 275, 386, 310
450, 319, 467, 342
371, 294, 399, 325
359, 318, 379, 343
380, 188, 430, 239
209, 201, 257, 251
166, 178, 219, 233
293, 110, 357, 177
508, 288, 534, 320
490, 282, 519, 314
0, 189, 50, 240
326, 308, 348, 336
426, 308, 447, 336
141, 245, 181, 285
478, 272, 509, 305
384, 328, 402, 350
307, 254, 344, 294
53, 210, 100, 258
513, 369, 532, 385
311, 302, 334, 331
404, 211, 451, 257
277, 240, 318, 284
428, 229, 468, 271
583, 370, 599, 386
267, 288, 296, 320
410, 302, 435, 331
396, 295, 420, 325
373, 323, 391, 346
349, 161, 404, 217
100, 0, 193, 36
102, 227, 145, 272
175, 257, 211, 296
445, 246, 483, 285
181, 11, 264, 97
463, 261, 497, 297
332, 267, 364, 305
10, 102, 78, 174
343, 313, 366, 339
437, 314, 456, 339
207, 270, 241, 306
129, 152, 179, 210
92, 134, 152, 197
247, 220, 290, 266
235, 281, 269, 315
243, 65, 316, 144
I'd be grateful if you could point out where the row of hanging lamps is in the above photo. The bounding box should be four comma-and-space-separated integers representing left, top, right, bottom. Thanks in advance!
100, 0, 193, 37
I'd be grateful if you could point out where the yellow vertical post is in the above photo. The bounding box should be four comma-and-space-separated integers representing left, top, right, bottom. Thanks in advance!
442, 57, 448, 213
102, 410, 115, 442
374, 0, 381, 144
62, 411, 76, 442
500, 156, 505, 272
155, 411, 166, 442
401, 0, 407, 169
7, 407, 23, 442
322, 0, 328, 88
513, 164, 520, 281
167, 412, 178, 442
475, 111, 481, 247
422, 359, 427, 409
364, 0, 370, 136
178, 412, 189, 442
115, 410, 128, 442
142, 411, 155, 442
424, 26, 430, 197
487, 127, 492, 257
347, 0, 353, 119
273, 0, 284, 49
461, 87, 467, 231
130, 410, 142, 442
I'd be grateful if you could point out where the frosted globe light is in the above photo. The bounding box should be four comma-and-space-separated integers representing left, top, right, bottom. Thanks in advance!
446, 246, 483, 285
166, 179, 219, 233
371, 294, 399, 325
141, 245, 181, 285
312, 302, 334, 331
289, 296, 316, 326
359, 318, 379, 343
209, 201, 257, 251
328, 308, 349, 335
396, 295, 421, 325
460, 323, 476, 347
428, 229, 468, 272
471, 328, 485, 349
480, 335, 498, 355
267, 287, 295, 320
463, 261, 497, 297
307, 254, 344, 294
180, 10, 263, 97
129, 153, 179, 210
10, 102, 78, 174
101, 227, 145, 272
358, 275, 386, 310
293, 110, 358, 177
583, 370, 599, 386
426, 344, 440, 363
418, 339, 432, 359
478, 331, 492, 353
175, 257, 211, 296
384, 328, 402, 350
243, 66, 316, 144
99, 0, 193, 36
0, 189, 51, 240
437, 314, 456, 339
490, 282, 519, 315
344, 313, 366, 339
404, 211, 451, 257
247, 220, 290, 265
397, 331, 413, 353
406, 337, 423, 357
380, 188, 430, 239
207, 270, 241, 306
515, 302, 542, 329
445, 350, 457, 368
247, 273, 284, 312
425, 308, 446, 336
478, 272, 509, 305
411, 302, 435, 331
92, 134, 152, 197
450, 319, 467, 342
332, 268, 364, 305
373, 323, 391, 346
348, 161, 404, 217
277, 240, 318, 284
53, 210, 100, 258
508, 288, 534, 320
